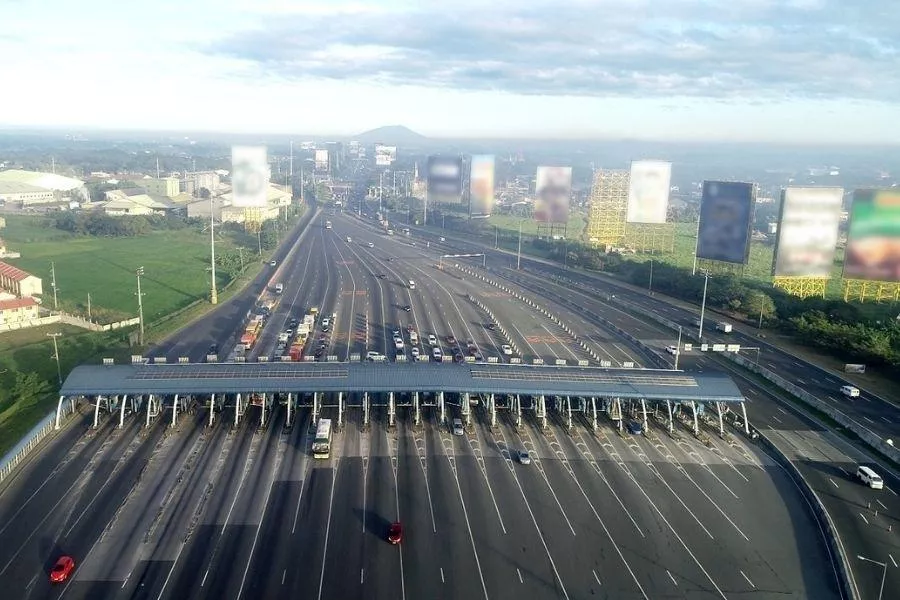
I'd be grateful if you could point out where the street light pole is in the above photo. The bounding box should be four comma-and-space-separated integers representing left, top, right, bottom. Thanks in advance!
698, 269, 710, 341
47, 332, 62, 386
135, 267, 145, 346
648, 259, 654, 293
674, 326, 683, 370
494, 226, 499, 249
257, 228, 262, 255
516, 220, 523, 270
50, 261, 59, 310
209, 196, 218, 305
857, 555, 887, 600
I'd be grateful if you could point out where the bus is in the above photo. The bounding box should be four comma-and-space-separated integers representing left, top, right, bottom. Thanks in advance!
312, 418, 333, 459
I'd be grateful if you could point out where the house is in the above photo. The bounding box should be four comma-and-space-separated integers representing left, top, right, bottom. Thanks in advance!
101, 190, 173, 216
0, 261, 43, 297
0, 297, 40, 326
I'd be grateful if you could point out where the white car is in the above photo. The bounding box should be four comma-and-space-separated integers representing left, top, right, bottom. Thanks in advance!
666, 345, 679, 355
518, 450, 532, 465
501, 344, 513, 355
394, 339, 405, 350
368, 242, 374, 248
411, 347, 420, 358
366, 351, 386, 362
428, 334, 438, 346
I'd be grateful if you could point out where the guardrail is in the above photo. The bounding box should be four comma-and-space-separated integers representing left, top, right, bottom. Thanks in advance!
0, 399, 81, 486
756, 430, 858, 600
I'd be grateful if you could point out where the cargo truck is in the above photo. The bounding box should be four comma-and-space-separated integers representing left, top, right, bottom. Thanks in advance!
715, 322, 733, 333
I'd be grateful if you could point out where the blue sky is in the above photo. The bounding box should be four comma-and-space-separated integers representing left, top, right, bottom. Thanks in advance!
2, 0, 898, 142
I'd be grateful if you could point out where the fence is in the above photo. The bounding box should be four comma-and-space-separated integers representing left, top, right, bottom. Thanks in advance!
0, 399, 80, 486
0, 312, 140, 334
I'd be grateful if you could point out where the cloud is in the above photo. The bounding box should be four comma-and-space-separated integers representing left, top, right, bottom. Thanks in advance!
201, 0, 900, 102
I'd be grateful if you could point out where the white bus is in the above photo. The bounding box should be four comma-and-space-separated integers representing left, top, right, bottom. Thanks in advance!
312, 418, 333, 459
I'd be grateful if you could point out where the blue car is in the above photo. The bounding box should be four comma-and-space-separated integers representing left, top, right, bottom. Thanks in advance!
626, 420, 643, 435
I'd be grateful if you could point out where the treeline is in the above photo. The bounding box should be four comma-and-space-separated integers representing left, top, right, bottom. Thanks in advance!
537, 240, 900, 369
52, 212, 189, 237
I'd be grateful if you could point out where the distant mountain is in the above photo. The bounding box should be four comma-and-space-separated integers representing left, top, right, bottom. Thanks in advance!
354, 125, 428, 145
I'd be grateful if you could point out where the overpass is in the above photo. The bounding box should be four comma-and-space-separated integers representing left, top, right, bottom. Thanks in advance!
58, 362, 750, 438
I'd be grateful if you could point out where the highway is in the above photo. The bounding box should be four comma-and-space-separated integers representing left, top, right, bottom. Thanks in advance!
394, 213, 900, 599
0, 203, 852, 598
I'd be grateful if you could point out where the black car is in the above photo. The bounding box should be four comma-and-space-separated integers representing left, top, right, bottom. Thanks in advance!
485, 323, 497, 331
402, 305, 412, 312
207, 344, 218, 355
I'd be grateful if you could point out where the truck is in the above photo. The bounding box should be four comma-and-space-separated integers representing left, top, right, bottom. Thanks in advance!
240, 318, 263, 348
289, 342, 305, 361
715, 322, 733, 333
408, 280, 416, 290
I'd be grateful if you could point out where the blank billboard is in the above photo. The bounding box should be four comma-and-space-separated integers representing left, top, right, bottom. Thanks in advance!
534, 166, 572, 223
469, 155, 495, 217
843, 189, 900, 282
773, 187, 843, 277
427, 156, 462, 204
231, 146, 269, 208
696, 181, 756, 264
627, 160, 671, 224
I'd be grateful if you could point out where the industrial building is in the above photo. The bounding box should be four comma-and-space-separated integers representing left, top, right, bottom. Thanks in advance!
101, 190, 173, 216
0, 169, 89, 206
128, 176, 180, 198
186, 184, 292, 224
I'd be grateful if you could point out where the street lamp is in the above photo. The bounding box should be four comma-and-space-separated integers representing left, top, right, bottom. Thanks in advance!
857, 555, 887, 600
47, 332, 62, 386
516, 220, 523, 270
135, 267, 145, 346
648, 259, 654, 293
674, 326, 683, 370
697, 268, 710, 340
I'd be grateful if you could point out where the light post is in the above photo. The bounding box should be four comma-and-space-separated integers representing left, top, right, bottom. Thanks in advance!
698, 268, 710, 341
47, 332, 62, 386
135, 267, 145, 346
648, 259, 654, 293
494, 226, 499, 249
758, 300, 765, 329
516, 220, 523, 270
236, 247, 245, 271
674, 326, 683, 370
209, 196, 218, 305
857, 555, 887, 600
257, 228, 262, 255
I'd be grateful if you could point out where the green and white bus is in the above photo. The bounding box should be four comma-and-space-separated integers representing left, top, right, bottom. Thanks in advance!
312, 418, 333, 459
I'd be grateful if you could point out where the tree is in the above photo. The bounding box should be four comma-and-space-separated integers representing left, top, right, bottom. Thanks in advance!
12, 371, 52, 408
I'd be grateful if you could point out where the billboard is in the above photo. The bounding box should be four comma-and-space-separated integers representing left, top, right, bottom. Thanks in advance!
469, 155, 495, 218
843, 189, 900, 282
696, 181, 756, 264
231, 146, 269, 208
374, 144, 397, 167
534, 166, 572, 223
314, 149, 329, 171
426, 156, 462, 204
773, 187, 844, 277
626, 160, 671, 224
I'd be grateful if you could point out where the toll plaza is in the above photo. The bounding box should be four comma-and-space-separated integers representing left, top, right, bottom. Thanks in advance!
57, 362, 749, 439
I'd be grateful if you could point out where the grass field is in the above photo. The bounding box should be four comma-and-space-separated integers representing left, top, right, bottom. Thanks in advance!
3, 215, 263, 321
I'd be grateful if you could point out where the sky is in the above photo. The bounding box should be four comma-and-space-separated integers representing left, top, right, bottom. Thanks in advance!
1, 0, 899, 143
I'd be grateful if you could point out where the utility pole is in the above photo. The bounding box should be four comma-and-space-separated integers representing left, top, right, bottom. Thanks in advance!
698, 269, 710, 340
495, 226, 499, 249
135, 267, 145, 346
87, 293, 91, 320
516, 220, 523, 270
648, 259, 654, 293
758, 300, 765, 329
47, 332, 62, 386
674, 326, 683, 370
50, 261, 59, 310
290, 141, 294, 181
257, 228, 262, 255
209, 196, 218, 305
237, 246, 245, 271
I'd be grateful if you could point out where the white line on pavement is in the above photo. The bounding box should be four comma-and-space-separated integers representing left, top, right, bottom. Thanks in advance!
740, 570, 755, 588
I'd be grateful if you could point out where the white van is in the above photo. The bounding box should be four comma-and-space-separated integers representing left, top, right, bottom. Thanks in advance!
840, 385, 860, 398
857, 465, 884, 490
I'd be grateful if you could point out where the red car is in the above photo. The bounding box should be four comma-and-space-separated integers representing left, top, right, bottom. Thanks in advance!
388, 522, 403, 545
50, 555, 75, 583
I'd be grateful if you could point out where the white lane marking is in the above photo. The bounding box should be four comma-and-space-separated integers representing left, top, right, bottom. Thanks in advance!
155, 541, 185, 600
887, 486, 897, 496
876, 499, 887, 510
667, 570, 677, 585
282, 570, 286, 585
771, 415, 782, 424
890, 555, 897, 568
360, 568, 364, 584
291, 424, 313, 534
445, 442, 491, 600
829, 478, 839, 488
880, 416, 891, 424
776, 407, 788, 415
593, 570, 602, 586
517, 568, 523, 583
440, 567, 445, 583
740, 570, 755, 588
863, 416, 875, 424
316, 464, 340, 600
859, 513, 869, 524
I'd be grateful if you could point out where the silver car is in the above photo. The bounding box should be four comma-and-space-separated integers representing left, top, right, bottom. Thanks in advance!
518, 450, 532, 465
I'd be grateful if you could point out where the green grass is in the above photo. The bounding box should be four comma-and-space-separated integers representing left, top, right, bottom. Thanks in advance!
3, 215, 261, 322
